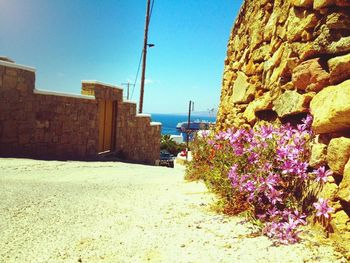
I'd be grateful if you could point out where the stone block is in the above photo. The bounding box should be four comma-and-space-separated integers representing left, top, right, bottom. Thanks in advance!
310, 79, 350, 134
327, 137, 350, 175
5, 68, 18, 77
232, 72, 256, 104
3, 75, 17, 89
309, 143, 327, 168
292, 0, 313, 7
331, 210, 350, 236
286, 7, 318, 42
326, 11, 350, 30
0, 66, 5, 76
19, 133, 31, 145
314, 0, 335, 9
338, 158, 350, 202
328, 53, 350, 85
273, 90, 313, 118
292, 58, 330, 92
318, 182, 339, 200
336, 0, 350, 6
243, 92, 273, 123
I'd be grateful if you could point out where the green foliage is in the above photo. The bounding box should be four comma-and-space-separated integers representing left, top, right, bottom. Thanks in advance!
160, 135, 186, 156
185, 131, 250, 215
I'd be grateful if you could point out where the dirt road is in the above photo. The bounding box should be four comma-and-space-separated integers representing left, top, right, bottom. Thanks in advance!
0, 159, 346, 262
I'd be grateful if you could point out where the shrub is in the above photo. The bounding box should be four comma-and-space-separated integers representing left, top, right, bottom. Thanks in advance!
186, 116, 333, 244
160, 134, 187, 156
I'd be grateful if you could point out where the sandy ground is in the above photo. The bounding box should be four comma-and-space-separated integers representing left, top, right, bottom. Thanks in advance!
0, 158, 347, 263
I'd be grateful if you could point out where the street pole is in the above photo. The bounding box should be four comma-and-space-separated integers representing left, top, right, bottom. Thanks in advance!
139, 0, 151, 114
186, 100, 193, 160
121, 82, 134, 100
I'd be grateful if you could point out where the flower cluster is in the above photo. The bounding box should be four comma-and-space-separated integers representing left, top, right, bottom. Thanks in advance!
199, 115, 333, 244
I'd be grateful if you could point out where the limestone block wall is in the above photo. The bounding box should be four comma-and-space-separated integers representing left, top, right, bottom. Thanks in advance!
0, 61, 98, 159
0, 60, 161, 163
115, 103, 161, 164
218, 0, 350, 249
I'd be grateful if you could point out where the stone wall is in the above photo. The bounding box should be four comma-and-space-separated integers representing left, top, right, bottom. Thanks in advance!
0, 60, 161, 164
218, 0, 350, 251
82, 82, 161, 164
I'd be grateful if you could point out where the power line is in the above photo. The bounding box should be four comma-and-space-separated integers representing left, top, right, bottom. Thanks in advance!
130, 0, 155, 102
149, 0, 155, 25
130, 50, 143, 100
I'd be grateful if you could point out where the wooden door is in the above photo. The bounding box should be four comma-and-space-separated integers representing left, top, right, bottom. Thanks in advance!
98, 100, 114, 153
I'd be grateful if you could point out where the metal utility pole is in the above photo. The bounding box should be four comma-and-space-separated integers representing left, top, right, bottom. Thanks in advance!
121, 82, 134, 100
186, 100, 194, 160
139, 0, 151, 113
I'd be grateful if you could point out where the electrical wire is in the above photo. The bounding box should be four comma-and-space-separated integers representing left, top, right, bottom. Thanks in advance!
130, 50, 143, 100
149, 0, 155, 26
130, 0, 155, 100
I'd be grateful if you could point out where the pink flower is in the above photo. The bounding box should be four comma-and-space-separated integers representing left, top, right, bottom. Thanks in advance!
228, 164, 239, 187
260, 125, 274, 139
248, 152, 259, 164
313, 198, 334, 218
267, 187, 283, 205
314, 166, 332, 184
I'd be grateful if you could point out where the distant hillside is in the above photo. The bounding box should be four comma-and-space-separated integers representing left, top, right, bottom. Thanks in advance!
191, 109, 217, 118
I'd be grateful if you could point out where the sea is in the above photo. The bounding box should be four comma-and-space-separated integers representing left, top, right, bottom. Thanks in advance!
150, 113, 216, 135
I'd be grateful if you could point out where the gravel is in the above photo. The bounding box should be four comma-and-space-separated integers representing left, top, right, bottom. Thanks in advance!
0, 158, 346, 263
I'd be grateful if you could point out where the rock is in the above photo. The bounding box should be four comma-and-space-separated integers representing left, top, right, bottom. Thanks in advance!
251, 45, 270, 63
273, 90, 313, 118
331, 210, 350, 253
314, 0, 335, 9
338, 158, 350, 202
327, 137, 350, 175
310, 79, 350, 134
335, 0, 350, 6
309, 143, 328, 168
292, 58, 330, 92
328, 53, 350, 85
326, 12, 350, 30
232, 72, 255, 104
243, 59, 256, 76
299, 32, 350, 61
292, 0, 313, 7
332, 210, 350, 233
286, 7, 318, 42
243, 92, 273, 123
318, 182, 339, 200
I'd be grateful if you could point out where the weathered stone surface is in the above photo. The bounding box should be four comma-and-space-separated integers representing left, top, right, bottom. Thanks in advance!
314, 0, 335, 9
310, 80, 350, 134
327, 137, 350, 175
217, 0, 350, 254
309, 143, 328, 168
232, 72, 255, 104
286, 7, 318, 42
292, 0, 313, 7
243, 92, 273, 123
328, 53, 350, 84
0, 62, 160, 164
338, 158, 350, 202
336, 0, 350, 6
331, 210, 350, 236
273, 90, 313, 118
318, 182, 339, 199
326, 11, 350, 30
292, 58, 330, 92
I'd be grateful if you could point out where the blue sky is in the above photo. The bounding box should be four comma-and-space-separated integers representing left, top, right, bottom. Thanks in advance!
0, 0, 242, 114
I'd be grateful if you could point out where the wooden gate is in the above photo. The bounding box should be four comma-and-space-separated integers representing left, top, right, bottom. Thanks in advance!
98, 100, 117, 153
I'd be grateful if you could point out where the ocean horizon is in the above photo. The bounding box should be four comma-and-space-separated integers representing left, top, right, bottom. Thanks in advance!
150, 113, 216, 135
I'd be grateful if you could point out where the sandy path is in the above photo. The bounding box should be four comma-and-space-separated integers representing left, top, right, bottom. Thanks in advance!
0, 158, 346, 263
